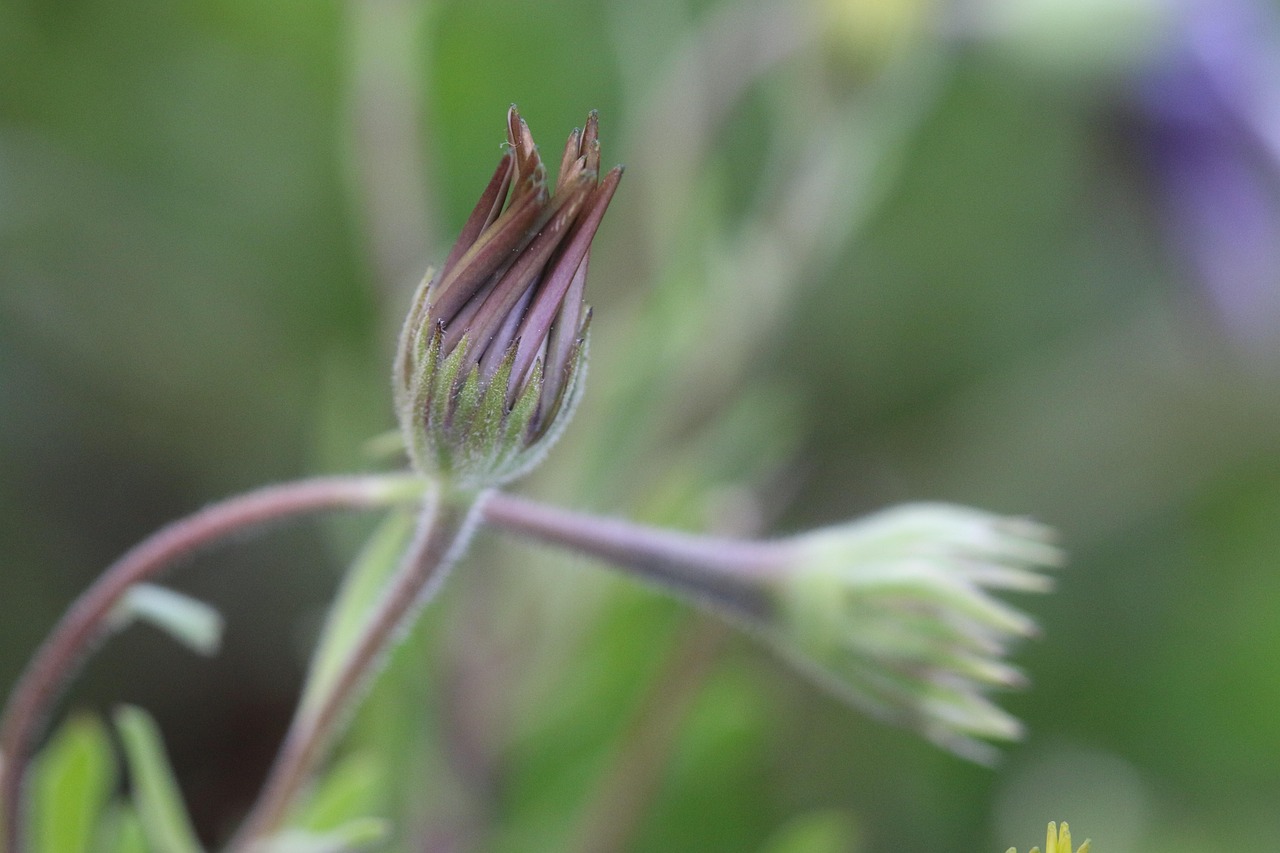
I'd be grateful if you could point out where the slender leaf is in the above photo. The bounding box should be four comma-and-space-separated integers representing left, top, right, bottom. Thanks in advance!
294, 751, 383, 832
113, 706, 204, 853
257, 818, 391, 853
30, 714, 115, 853
94, 804, 149, 853
300, 511, 416, 716
110, 584, 224, 656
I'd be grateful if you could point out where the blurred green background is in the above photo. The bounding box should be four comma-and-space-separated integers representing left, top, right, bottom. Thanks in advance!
4, 0, 1280, 849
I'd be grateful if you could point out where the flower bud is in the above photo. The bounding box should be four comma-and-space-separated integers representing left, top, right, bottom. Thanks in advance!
394, 106, 622, 490
490, 494, 1064, 761
764, 503, 1062, 762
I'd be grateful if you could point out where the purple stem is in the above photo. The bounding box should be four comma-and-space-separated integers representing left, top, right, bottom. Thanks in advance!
0, 474, 425, 853
1, 476, 787, 852
480, 492, 788, 622
230, 490, 485, 849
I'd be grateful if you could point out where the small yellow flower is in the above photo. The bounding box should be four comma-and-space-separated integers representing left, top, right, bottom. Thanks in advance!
1006, 821, 1091, 853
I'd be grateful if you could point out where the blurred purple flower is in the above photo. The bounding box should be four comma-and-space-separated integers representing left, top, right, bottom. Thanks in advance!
1137, 0, 1280, 351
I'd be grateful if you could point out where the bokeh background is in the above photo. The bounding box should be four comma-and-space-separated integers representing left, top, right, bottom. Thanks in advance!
4, 0, 1280, 849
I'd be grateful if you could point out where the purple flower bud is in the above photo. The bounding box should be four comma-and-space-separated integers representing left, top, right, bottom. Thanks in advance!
394, 107, 622, 489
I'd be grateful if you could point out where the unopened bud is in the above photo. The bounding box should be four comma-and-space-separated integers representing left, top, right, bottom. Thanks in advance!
764, 503, 1062, 762
394, 106, 622, 490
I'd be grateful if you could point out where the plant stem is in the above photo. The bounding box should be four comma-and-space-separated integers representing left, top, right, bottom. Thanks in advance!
2, 480, 781, 853
231, 487, 486, 850
569, 617, 728, 853
0, 474, 426, 853
480, 492, 787, 621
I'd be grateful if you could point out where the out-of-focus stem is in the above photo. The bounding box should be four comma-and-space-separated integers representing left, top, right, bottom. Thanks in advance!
231, 488, 486, 850
481, 491, 786, 621
0, 474, 426, 853
480, 493, 781, 852
569, 617, 729, 853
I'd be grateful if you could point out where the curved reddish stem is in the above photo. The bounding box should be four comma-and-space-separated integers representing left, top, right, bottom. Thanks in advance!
0, 474, 425, 853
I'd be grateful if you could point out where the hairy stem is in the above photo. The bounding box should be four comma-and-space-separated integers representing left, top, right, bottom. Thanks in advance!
231, 488, 486, 849
480, 492, 786, 621
0, 474, 426, 853
2, 479, 782, 852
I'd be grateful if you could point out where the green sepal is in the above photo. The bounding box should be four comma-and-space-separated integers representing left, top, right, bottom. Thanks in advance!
397, 301, 589, 489
464, 344, 519, 474
427, 334, 473, 475
392, 267, 435, 409
537, 334, 588, 443
476, 361, 540, 484
452, 362, 484, 433
404, 325, 443, 472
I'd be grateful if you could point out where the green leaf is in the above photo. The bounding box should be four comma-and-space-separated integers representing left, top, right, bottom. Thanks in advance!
294, 751, 383, 832
30, 714, 115, 853
257, 818, 391, 853
109, 584, 224, 656
757, 810, 860, 853
94, 804, 149, 853
113, 706, 204, 853
300, 511, 417, 717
